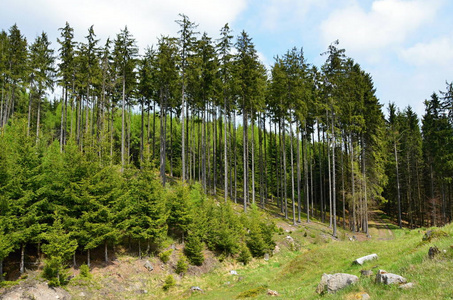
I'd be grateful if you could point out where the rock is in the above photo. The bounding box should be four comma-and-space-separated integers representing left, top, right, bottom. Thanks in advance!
399, 282, 415, 289
79, 292, 86, 297
273, 245, 280, 254
230, 270, 238, 275
375, 269, 407, 285
316, 273, 359, 294
144, 260, 154, 271
354, 254, 378, 265
267, 289, 279, 296
190, 286, 203, 292
264, 253, 270, 261
359, 292, 371, 299
286, 235, 294, 242
428, 246, 440, 259
360, 269, 373, 277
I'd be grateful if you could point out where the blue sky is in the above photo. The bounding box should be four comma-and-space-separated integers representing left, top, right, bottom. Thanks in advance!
1, 0, 452, 117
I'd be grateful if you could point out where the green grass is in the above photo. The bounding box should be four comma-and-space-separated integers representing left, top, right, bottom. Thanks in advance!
158, 217, 453, 300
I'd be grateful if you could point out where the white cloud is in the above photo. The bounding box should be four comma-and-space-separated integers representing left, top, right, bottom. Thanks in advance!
400, 36, 453, 67
1, 0, 247, 52
320, 0, 443, 52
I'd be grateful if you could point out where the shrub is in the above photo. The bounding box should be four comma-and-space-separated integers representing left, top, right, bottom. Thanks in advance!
159, 249, 173, 264
175, 255, 189, 275
163, 275, 176, 291
237, 244, 252, 265
79, 264, 92, 279
184, 234, 204, 266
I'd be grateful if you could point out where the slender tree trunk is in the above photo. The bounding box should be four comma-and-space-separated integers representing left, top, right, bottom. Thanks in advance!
243, 109, 248, 212
121, 74, 126, 172
27, 84, 33, 137
20, 244, 25, 274
224, 99, 228, 203
140, 98, 144, 167
290, 119, 296, 225
332, 116, 336, 237
283, 118, 287, 219
87, 249, 90, 267
395, 138, 402, 229
160, 92, 167, 186
0, 259, 3, 281
104, 240, 108, 263
351, 134, 356, 233
36, 95, 41, 143
297, 127, 301, 222
251, 114, 255, 204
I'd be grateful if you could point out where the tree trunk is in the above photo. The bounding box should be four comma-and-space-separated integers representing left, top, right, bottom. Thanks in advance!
27, 84, 33, 137
297, 126, 301, 222
121, 73, 126, 172
104, 240, 108, 263
290, 119, 296, 225
243, 109, 248, 212
20, 244, 25, 274
160, 92, 167, 186
36, 95, 41, 143
251, 114, 255, 204
395, 138, 402, 229
224, 100, 228, 204
332, 116, 337, 237
87, 249, 91, 267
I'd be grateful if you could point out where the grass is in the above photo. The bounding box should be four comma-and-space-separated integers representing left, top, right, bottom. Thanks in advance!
158, 214, 453, 300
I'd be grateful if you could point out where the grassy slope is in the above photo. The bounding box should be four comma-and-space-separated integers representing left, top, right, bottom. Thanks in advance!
160, 208, 453, 300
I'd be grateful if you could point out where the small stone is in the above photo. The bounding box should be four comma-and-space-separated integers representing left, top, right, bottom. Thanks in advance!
144, 260, 154, 271
375, 269, 407, 285
264, 253, 270, 261
358, 292, 371, 299
190, 286, 203, 292
399, 282, 415, 289
360, 270, 373, 277
428, 246, 440, 259
79, 292, 86, 297
230, 270, 238, 275
267, 289, 279, 296
273, 245, 281, 254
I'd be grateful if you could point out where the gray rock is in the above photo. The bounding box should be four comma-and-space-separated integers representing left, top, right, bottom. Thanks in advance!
375, 269, 407, 285
230, 270, 238, 275
264, 253, 270, 261
273, 245, 281, 254
360, 269, 373, 277
144, 260, 154, 271
357, 292, 371, 299
354, 253, 378, 265
399, 282, 416, 289
190, 286, 203, 292
316, 273, 359, 294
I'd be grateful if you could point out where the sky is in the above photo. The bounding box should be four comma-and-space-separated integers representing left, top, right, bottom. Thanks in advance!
1, 0, 452, 117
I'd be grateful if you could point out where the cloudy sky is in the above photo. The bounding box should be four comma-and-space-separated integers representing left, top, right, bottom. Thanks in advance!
1, 0, 452, 117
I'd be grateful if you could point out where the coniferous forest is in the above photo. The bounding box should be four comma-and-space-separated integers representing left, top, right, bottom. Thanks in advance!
0, 16, 453, 285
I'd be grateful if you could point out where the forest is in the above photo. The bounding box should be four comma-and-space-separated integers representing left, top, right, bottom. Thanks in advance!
0, 15, 452, 285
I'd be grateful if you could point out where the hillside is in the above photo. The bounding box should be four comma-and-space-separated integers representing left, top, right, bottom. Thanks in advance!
1, 202, 452, 300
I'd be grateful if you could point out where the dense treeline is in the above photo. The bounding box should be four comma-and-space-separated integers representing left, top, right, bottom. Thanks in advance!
0, 17, 452, 283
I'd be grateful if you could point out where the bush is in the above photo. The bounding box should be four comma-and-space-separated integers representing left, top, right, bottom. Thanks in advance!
184, 234, 204, 266
163, 275, 176, 291
175, 255, 189, 275
159, 249, 173, 264
79, 264, 92, 279
237, 244, 252, 265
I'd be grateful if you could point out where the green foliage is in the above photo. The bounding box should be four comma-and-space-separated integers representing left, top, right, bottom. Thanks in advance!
244, 204, 276, 257
41, 218, 77, 286
79, 264, 92, 279
184, 233, 204, 266
175, 255, 189, 275
236, 285, 268, 298
237, 243, 252, 265
159, 249, 173, 264
163, 274, 176, 291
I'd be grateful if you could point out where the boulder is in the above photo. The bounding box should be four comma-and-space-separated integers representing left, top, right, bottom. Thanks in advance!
144, 260, 154, 272
375, 269, 407, 285
353, 254, 378, 265
316, 273, 359, 294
